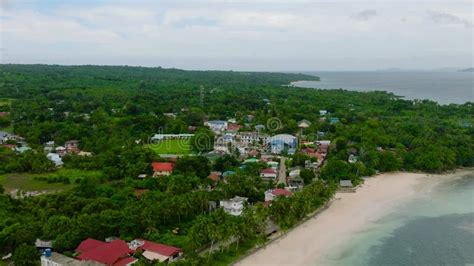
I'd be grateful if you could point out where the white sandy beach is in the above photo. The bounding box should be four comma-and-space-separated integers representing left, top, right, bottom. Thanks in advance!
236, 172, 456, 266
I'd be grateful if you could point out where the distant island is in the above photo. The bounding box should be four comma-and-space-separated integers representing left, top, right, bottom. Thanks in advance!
459, 67, 474, 72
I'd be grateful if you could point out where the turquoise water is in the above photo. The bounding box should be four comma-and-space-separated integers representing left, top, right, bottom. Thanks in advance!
293, 71, 474, 105
326, 171, 474, 266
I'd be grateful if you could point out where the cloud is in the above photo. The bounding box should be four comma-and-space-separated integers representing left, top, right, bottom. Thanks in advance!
428, 11, 473, 28
352, 9, 377, 21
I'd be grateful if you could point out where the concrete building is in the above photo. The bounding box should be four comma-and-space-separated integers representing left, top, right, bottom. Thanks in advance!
220, 196, 247, 216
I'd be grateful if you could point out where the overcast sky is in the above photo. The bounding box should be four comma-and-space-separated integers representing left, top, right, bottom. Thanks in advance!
0, 0, 472, 71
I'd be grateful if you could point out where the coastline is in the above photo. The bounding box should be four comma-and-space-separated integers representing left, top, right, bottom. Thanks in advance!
236, 170, 472, 266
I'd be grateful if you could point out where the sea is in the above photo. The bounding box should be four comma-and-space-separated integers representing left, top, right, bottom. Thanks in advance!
292, 71, 474, 105
325, 171, 474, 266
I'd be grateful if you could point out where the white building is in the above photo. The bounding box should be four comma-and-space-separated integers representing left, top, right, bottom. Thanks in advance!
220, 196, 248, 216
260, 168, 278, 181
47, 153, 63, 167
319, 110, 328, 116
151, 134, 194, 142
269, 134, 297, 154
41, 252, 87, 266
205, 120, 228, 134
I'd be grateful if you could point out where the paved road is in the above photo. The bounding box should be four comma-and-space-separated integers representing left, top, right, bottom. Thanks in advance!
278, 157, 287, 185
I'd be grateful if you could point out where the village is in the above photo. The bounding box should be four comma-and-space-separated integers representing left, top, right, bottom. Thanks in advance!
1, 106, 359, 266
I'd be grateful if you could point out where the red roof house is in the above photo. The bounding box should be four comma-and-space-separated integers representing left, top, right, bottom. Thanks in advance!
265, 188, 292, 202
151, 162, 174, 177
76, 239, 135, 265
130, 239, 182, 263
114, 256, 138, 266
227, 123, 242, 132
260, 168, 277, 181
75, 238, 106, 254
0, 112, 8, 117
208, 171, 221, 182
271, 188, 293, 197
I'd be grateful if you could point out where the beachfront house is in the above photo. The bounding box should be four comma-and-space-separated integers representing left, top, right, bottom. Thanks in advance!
129, 239, 182, 263
220, 196, 248, 216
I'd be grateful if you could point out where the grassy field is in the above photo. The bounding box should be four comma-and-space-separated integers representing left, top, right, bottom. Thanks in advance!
148, 139, 192, 155
0, 168, 103, 192
0, 98, 13, 106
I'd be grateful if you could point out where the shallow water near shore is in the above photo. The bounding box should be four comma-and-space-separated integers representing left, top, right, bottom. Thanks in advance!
323, 171, 474, 266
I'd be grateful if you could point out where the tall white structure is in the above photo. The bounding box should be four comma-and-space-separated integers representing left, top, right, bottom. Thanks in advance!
220, 196, 248, 216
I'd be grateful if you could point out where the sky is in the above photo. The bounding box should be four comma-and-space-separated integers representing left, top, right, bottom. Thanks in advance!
0, 0, 473, 71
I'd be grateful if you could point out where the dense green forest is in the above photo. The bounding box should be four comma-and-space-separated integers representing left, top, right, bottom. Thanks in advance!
0, 64, 472, 264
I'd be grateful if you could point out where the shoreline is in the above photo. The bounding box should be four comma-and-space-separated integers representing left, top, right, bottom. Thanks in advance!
236, 170, 473, 266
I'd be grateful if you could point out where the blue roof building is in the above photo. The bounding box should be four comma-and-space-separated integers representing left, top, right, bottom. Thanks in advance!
270, 134, 297, 154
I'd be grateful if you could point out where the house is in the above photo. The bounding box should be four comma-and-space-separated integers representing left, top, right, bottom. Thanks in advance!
205, 120, 228, 133
0, 112, 9, 117
151, 162, 174, 177
41, 251, 89, 266
264, 188, 293, 202
163, 113, 177, 119
319, 110, 328, 116
76, 238, 136, 266
2, 144, 16, 150
227, 123, 242, 132
78, 151, 93, 157
47, 153, 64, 167
329, 117, 340, 124
65, 140, 80, 154
267, 161, 279, 169
220, 196, 248, 216
222, 170, 236, 178
244, 158, 259, 164
269, 134, 297, 154
208, 171, 221, 182
129, 239, 182, 263
289, 169, 301, 178
287, 177, 304, 189
44, 141, 55, 153
55, 146, 67, 156
297, 120, 311, 129
222, 134, 234, 143
0, 131, 11, 143
15, 146, 31, 153
260, 168, 277, 181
